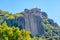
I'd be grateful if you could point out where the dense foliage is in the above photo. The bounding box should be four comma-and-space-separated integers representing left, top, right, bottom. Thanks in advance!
0, 22, 31, 40
42, 16, 60, 40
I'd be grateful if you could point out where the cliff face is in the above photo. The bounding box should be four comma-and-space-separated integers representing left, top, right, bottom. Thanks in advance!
0, 8, 59, 36
24, 8, 45, 36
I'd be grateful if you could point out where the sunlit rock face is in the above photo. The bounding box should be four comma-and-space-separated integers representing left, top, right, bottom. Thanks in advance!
24, 8, 45, 36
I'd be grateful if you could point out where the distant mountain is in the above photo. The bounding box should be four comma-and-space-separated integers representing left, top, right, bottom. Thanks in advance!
0, 8, 60, 39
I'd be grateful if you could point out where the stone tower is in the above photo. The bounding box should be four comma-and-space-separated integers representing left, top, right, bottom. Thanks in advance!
24, 8, 45, 36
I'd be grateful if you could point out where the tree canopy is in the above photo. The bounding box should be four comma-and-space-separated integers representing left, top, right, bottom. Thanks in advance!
0, 22, 31, 40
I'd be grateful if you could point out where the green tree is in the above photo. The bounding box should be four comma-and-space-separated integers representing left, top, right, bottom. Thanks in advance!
0, 22, 31, 40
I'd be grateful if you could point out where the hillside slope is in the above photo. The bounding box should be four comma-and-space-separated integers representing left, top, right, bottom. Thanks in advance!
0, 8, 60, 40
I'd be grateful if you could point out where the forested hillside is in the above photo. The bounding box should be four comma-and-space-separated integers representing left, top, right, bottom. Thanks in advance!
0, 9, 60, 40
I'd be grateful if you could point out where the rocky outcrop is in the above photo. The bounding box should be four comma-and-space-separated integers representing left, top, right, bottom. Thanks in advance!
48, 19, 58, 27
24, 8, 45, 36
0, 8, 59, 37
6, 16, 25, 29
42, 12, 48, 18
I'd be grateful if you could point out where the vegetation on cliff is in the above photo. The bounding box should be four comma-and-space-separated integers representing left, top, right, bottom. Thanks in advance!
0, 9, 60, 40
0, 22, 31, 40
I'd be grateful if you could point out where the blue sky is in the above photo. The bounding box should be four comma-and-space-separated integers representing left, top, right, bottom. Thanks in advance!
0, 0, 60, 25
